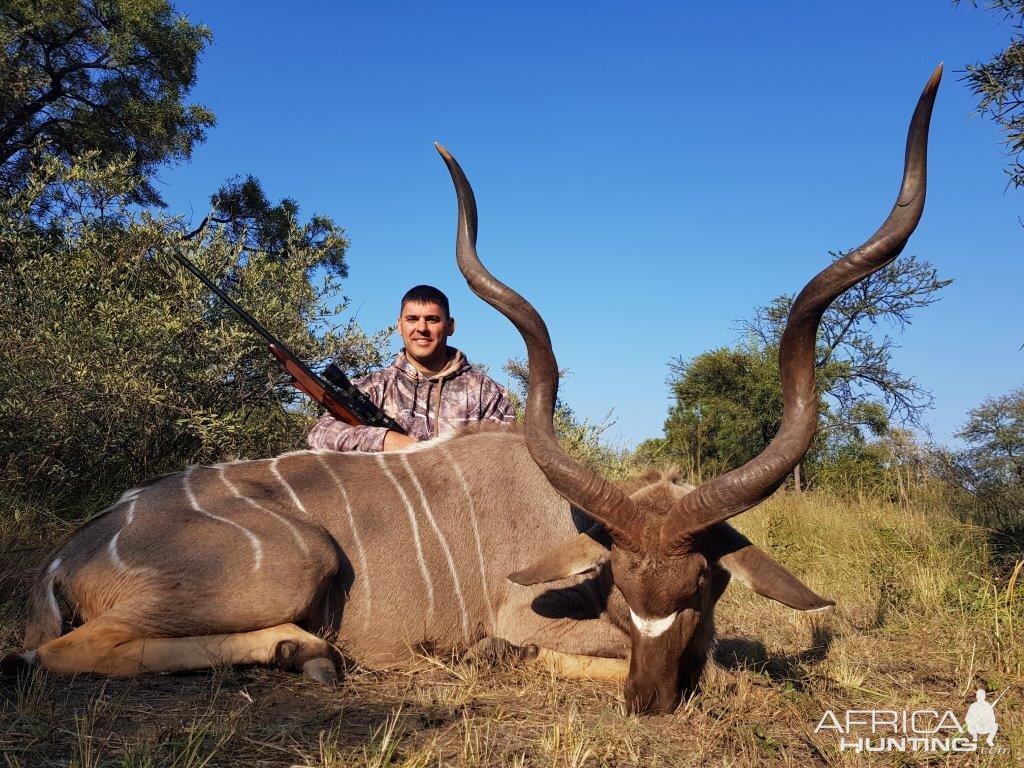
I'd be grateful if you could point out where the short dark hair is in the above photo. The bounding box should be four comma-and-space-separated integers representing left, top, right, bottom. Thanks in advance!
400, 285, 450, 318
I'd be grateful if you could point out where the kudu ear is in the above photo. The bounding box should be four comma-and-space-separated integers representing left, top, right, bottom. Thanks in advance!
704, 524, 835, 612
508, 528, 609, 586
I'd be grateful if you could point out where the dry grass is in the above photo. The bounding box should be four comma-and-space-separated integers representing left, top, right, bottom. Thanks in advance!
1, 491, 1021, 767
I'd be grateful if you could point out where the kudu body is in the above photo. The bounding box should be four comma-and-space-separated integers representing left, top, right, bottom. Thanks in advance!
7, 434, 812, 688
5, 67, 939, 714
9, 432, 634, 682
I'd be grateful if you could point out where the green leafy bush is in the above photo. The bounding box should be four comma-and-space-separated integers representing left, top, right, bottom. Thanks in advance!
0, 156, 387, 518
501, 358, 636, 480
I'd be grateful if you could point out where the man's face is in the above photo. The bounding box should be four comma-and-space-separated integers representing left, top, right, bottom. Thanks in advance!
398, 300, 455, 367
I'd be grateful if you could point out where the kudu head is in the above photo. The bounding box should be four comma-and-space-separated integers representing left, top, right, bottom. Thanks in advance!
436, 65, 941, 714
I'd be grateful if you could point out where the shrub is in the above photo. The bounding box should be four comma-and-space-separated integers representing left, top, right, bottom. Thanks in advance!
0, 156, 387, 519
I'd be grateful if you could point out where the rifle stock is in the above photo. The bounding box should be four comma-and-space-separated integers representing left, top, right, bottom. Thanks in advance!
268, 344, 362, 427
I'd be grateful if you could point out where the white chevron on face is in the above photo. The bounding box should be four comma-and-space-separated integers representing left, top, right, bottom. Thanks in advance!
629, 609, 677, 639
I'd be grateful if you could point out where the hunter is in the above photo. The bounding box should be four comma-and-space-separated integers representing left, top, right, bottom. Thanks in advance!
307, 285, 516, 452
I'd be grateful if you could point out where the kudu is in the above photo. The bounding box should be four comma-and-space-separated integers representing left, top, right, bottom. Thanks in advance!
3, 66, 939, 715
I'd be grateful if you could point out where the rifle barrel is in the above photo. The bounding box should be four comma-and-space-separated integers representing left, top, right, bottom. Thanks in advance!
173, 252, 280, 347
174, 249, 407, 435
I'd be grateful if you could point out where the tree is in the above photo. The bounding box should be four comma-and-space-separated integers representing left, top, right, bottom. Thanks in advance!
657, 345, 789, 480
654, 342, 928, 492
502, 358, 633, 478
0, 0, 214, 209
652, 252, 948, 489
956, 387, 1024, 485
0, 3, 389, 519
187, 174, 350, 279
0, 156, 388, 517
956, 1, 1024, 189
939, 388, 1024, 561
741, 252, 951, 434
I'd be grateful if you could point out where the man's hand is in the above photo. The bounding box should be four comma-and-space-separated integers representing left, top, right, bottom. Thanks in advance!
383, 431, 418, 452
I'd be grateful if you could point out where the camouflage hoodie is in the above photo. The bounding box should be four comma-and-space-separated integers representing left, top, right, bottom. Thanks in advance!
306, 348, 515, 452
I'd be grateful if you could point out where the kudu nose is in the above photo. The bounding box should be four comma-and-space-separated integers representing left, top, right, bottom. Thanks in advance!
625, 675, 682, 715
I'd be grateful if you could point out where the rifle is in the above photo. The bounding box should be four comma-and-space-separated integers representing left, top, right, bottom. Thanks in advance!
173, 251, 406, 434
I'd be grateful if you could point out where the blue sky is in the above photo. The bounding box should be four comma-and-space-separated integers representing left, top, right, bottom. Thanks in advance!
161, 1, 1022, 449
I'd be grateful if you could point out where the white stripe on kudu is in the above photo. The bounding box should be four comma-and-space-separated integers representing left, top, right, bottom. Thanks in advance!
317, 454, 373, 633
217, 466, 309, 555
44, 557, 61, 623
107, 497, 136, 573
441, 445, 495, 626
183, 468, 264, 571
375, 454, 435, 621
270, 458, 310, 516
399, 454, 471, 642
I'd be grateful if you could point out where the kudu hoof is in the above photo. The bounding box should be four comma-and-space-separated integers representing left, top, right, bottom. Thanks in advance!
301, 657, 338, 686
0, 649, 35, 679
274, 639, 339, 685
463, 637, 540, 665
273, 640, 300, 669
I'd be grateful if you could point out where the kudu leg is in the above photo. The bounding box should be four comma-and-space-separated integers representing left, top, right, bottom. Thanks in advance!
462, 635, 628, 681
491, 587, 630, 683
34, 618, 338, 684
528, 648, 629, 682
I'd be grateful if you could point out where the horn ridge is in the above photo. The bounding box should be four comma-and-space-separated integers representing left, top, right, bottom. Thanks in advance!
435, 143, 647, 549
659, 65, 942, 552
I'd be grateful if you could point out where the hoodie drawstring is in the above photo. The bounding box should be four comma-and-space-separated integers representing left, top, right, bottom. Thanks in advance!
433, 379, 444, 437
